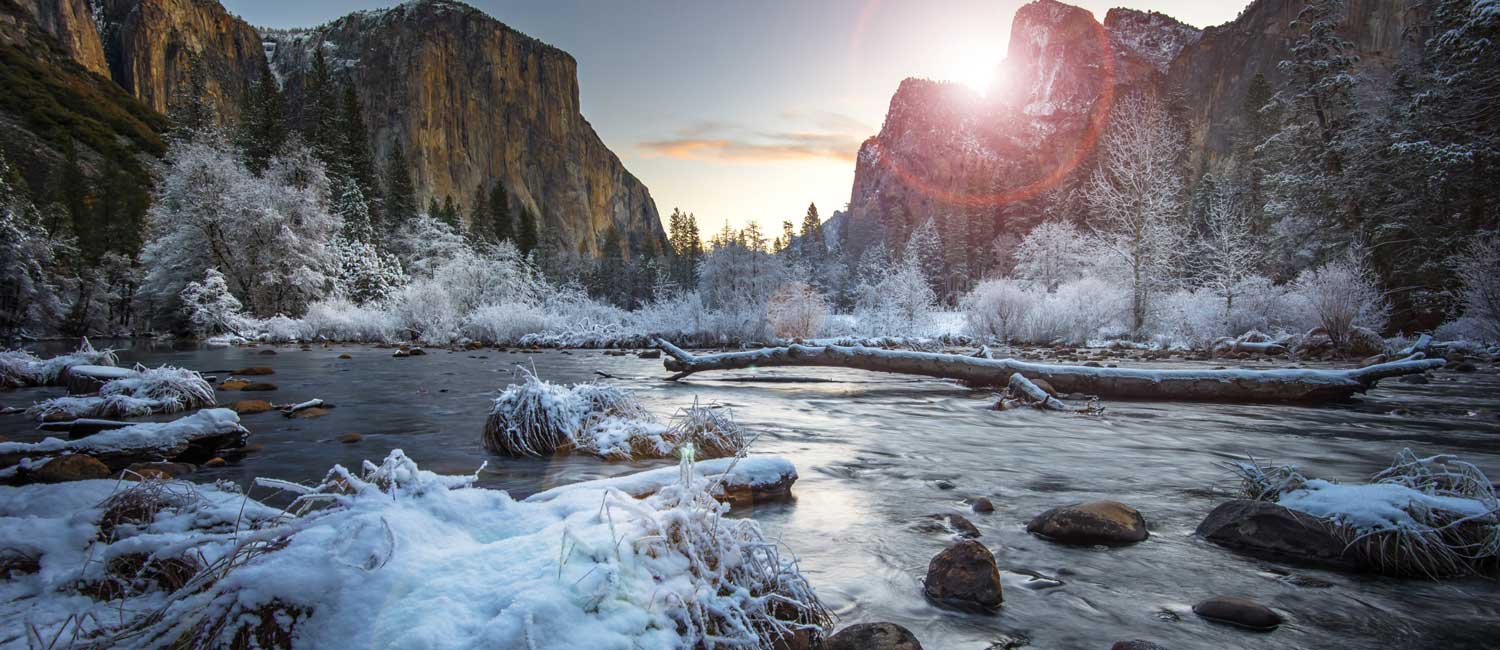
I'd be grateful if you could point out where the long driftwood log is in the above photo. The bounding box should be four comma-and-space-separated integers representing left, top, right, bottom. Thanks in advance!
656, 340, 1442, 402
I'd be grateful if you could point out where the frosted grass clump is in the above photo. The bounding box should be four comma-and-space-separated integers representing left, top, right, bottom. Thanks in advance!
9, 450, 828, 649
663, 398, 747, 459
1223, 449, 1500, 577
0, 339, 118, 388
483, 372, 672, 459
28, 365, 215, 420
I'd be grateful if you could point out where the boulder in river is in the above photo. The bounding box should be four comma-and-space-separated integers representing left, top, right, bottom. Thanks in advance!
823, 622, 923, 650
1192, 596, 1283, 631
971, 497, 995, 513
923, 539, 1002, 612
1195, 500, 1357, 571
1026, 500, 1149, 545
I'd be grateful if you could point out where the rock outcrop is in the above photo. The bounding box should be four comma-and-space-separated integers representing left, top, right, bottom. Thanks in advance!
10, 0, 109, 76
842, 0, 1428, 257
268, 0, 668, 258
97, 0, 266, 126
842, 0, 1197, 257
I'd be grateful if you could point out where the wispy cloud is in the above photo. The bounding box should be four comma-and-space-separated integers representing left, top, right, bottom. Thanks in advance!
639, 114, 871, 163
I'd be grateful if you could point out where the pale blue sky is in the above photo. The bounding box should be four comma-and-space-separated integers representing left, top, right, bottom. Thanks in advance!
226, 0, 1247, 234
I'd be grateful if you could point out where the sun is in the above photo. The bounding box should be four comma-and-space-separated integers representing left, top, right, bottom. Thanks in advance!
945, 45, 1004, 96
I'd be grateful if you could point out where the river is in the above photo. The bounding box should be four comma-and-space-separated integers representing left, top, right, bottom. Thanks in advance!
3, 340, 1499, 649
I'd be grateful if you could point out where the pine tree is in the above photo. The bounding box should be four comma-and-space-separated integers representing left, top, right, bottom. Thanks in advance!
56, 139, 97, 260
469, 186, 490, 243
302, 47, 339, 166
333, 176, 375, 242
238, 63, 286, 173
383, 142, 417, 232
904, 217, 944, 297
439, 195, 460, 231
337, 85, 378, 218
518, 205, 540, 257
489, 183, 513, 243
799, 202, 824, 266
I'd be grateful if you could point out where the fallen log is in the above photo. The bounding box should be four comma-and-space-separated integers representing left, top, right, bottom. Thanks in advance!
1000, 374, 1098, 413
655, 340, 1442, 403
525, 455, 797, 506
37, 418, 134, 439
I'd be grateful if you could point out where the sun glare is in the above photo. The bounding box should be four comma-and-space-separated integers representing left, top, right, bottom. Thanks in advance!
946, 45, 1004, 96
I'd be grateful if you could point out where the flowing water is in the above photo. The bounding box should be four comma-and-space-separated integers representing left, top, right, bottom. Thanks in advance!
4, 341, 1500, 649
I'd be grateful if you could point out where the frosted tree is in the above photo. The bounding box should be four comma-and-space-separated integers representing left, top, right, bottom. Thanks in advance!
390, 213, 472, 279
1293, 247, 1389, 348
0, 153, 63, 337
140, 132, 341, 325
332, 237, 406, 305
855, 242, 937, 336
697, 233, 787, 339
904, 217, 944, 297
766, 281, 829, 339
1013, 220, 1088, 292
1084, 92, 1188, 337
178, 269, 245, 336
961, 278, 1031, 343
1447, 232, 1500, 341
1195, 166, 1264, 319
332, 175, 375, 242
1259, 0, 1362, 270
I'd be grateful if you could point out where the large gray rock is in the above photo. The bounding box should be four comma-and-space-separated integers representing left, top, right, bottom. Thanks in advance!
1026, 500, 1149, 545
1195, 500, 1357, 570
823, 622, 923, 650
923, 540, 1002, 612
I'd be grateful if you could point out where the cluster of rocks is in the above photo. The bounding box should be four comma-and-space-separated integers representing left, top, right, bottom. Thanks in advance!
838, 498, 1291, 648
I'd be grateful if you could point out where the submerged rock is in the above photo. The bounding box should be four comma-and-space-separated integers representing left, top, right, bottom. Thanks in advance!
32, 454, 111, 482
1398, 374, 1429, 384
923, 540, 1002, 611
1111, 641, 1167, 650
919, 513, 981, 539
972, 497, 995, 513
226, 399, 276, 415
233, 367, 275, 376
638, 350, 662, 359
337, 433, 363, 444
1195, 500, 1356, 570
1192, 596, 1282, 631
823, 622, 923, 650
1026, 500, 1148, 545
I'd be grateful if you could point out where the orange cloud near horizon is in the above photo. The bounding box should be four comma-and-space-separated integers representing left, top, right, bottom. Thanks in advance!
639, 125, 866, 163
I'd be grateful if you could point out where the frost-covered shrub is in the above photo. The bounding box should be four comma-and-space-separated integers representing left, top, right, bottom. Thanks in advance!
1224, 275, 1303, 335
1154, 287, 1230, 350
854, 255, 936, 337
1018, 276, 1129, 345
632, 292, 712, 342
389, 279, 461, 345
300, 298, 399, 342
178, 269, 245, 337
462, 302, 549, 343
664, 399, 747, 459
331, 237, 406, 305
2, 339, 120, 388
1446, 232, 1500, 342
766, 282, 829, 339
962, 278, 1032, 343
250, 314, 307, 343
1293, 249, 1390, 347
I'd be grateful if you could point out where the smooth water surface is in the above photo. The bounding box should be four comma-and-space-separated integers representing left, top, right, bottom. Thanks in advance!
4, 341, 1499, 649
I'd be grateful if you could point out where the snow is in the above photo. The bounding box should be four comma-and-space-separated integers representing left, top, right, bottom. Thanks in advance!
1277, 479, 1494, 533
0, 409, 246, 459
0, 451, 823, 649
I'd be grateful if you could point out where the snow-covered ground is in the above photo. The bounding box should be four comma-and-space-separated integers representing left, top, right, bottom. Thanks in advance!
0, 451, 825, 649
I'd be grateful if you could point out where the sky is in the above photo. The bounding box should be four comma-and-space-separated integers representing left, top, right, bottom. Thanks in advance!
226, 0, 1247, 235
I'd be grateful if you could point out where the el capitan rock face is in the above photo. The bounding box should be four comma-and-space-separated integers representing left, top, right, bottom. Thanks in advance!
97, 0, 266, 127
269, 0, 667, 258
